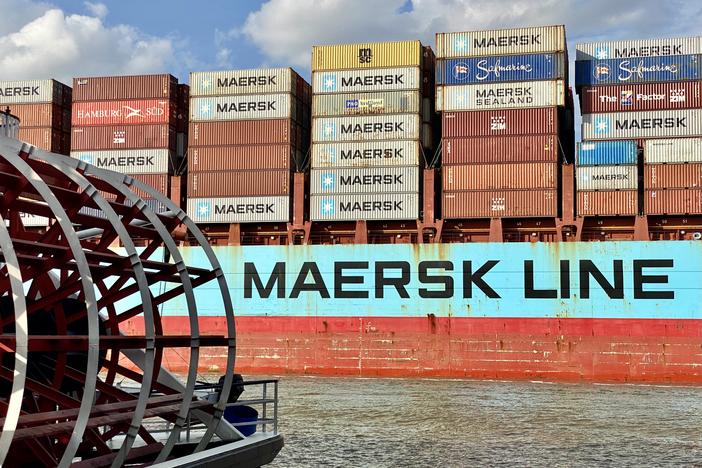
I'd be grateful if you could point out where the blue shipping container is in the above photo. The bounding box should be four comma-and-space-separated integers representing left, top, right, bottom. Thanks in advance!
575, 54, 701, 86
577, 140, 638, 166
436, 53, 565, 85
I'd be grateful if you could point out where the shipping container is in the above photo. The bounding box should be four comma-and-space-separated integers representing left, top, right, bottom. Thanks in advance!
80, 198, 168, 220
645, 188, 702, 214
576, 165, 638, 191
443, 162, 557, 191
71, 99, 175, 126
189, 120, 302, 147
644, 163, 702, 189
72, 74, 177, 101
576, 140, 638, 166
13, 211, 50, 227
579, 81, 701, 114
575, 55, 701, 87
187, 170, 290, 197
189, 145, 294, 172
71, 148, 172, 174
190, 94, 298, 121
312, 67, 422, 94
187, 196, 290, 223
442, 189, 557, 218
644, 137, 702, 164
71, 124, 175, 151
443, 135, 559, 164
436, 80, 565, 111
576, 36, 702, 61
0, 103, 67, 128
437, 54, 566, 85
0, 79, 69, 105
311, 166, 420, 194
311, 140, 421, 168
312, 40, 423, 71
190, 68, 306, 96
442, 107, 558, 137
312, 90, 421, 116
582, 109, 702, 140
577, 190, 638, 216
19, 127, 69, 154
312, 114, 420, 142
436, 26, 566, 59
310, 193, 419, 221
105, 173, 170, 199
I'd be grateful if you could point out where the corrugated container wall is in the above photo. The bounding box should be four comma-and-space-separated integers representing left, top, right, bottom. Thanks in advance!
312, 114, 420, 142
436, 25, 566, 58
189, 94, 297, 121
189, 145, 293, 172
442, 135, 559, 164
72, 124, 175, 151
2, 103, 69, 128
0, 79, 69, 105
582, 109, 702, 140
188, 170, 290, 197
575, 55, 701, 87
576, 36, 702, 61
71, 99, 175, 126
579, 81, 702, 114
577, 165, 638, 191
310, 166, 420, 194
437, 54, 566, 85
189, 120, 303, 147
312, 40, 423, 71
312, 90, 421, 117
442, 190, 558, 218
644, 137, 702, 164
645, 189, 702, 214
576, 141, 638, 166
310, 193, 419, 221
577, 191, 638, 216
443, 163, 558, 190
190, 68, 304, 96
644, 164, 702, 189
71, 149, 172, 173
311, 140, 421, 168
187, 196, 291, 223
312, 67, 422, 94
436, 80, 565, 111
442, 107, 558, 137
72, 74, 177, 101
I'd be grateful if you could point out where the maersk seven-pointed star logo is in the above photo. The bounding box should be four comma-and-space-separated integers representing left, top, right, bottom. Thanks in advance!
320, 198, 335, 216
323, 122, 336, 138
593, 116, 611, 134
195, 200, 211, 218
199, 101, 213, 117
325, 147, 337, 163
454, 37, 468, 51
78, 153, 93, 164
594, 46, 610, 60
201, 77, 212, 89
321, 173, 335, 190
322, 73, 337, 91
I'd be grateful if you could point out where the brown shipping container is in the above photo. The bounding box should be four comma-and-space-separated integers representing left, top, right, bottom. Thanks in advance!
189, 120, 303, 148
187, 170, 290, 197
72, 74, 178, 102
188, 145, 293, 172
645, 189, 702, 215
580, 81, 702, 114
176, 84, 189, 133
1, 103, 69, 129
443, 163, 558, 191
71, 125, 176, 151
442, 108, 558, 138
19, 127, 70, 154
443, 135, 559, 165
577, 190, 637, 216
442, 189, 557, 218
101, 173, 170, 200
644, 163, 702, 189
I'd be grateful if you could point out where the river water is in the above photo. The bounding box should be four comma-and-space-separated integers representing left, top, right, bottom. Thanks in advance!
268, 376, 702, 467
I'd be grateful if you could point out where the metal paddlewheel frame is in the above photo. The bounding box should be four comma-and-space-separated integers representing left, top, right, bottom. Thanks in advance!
0, 135, 238, 467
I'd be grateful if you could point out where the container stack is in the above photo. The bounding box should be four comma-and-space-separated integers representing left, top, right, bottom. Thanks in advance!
186, 68, 310, 224
70, 74, 187, 205
0, 79, 72, 154
435, 25, 571, 218
576, 36, 702, 215
310, 40, 435, 221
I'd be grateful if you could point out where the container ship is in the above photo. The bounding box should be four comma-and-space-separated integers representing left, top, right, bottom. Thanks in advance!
5, 26, 702, 385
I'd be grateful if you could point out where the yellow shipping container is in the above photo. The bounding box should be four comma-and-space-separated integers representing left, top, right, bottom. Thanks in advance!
312, 40, 423, 71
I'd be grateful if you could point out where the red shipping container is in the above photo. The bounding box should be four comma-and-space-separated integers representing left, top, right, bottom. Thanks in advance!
644, 163, 702, 189
645, 188, 702, 215
443, 135, 559, 164
72, 99, 176, 126
100, 173, 170, 200
71, 125, 175, 151
580, 81, 702, 114
577, 190, 637, 216
187, 170, 290, 197
442, 108, 558, 138
19, 127, 70, 154
188, 145, 294, 172
72, 74, 178, 102
189, 120, 303, 147
443, 163, 558, 191
442, 189, 557, 218
1, 103, 68, 129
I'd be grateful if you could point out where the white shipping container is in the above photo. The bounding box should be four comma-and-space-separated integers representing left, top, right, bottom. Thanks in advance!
4, 212, 50, 228
312, 67, 422, 94
71, 149, 171, 174
313, 114, 420, 142
0, 79, 64, 104
187, 196, 290, 223
311, 193, 419, 221
190, 94, 294, 121
311, 140, 421, 168
436, 25, 566, 59
190, 68, 296, 96
313, 90, 421, 117
576, 36, 702, 61
582, 109, 702, 140
311, 166, 420, 195
644, 137, 702, 164
436, 80, 565, 111
577, 165, 638, 191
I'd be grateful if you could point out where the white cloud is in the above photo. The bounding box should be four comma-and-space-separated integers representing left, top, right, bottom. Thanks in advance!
0, 1, 180, 84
